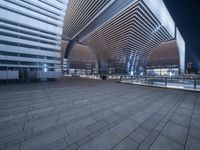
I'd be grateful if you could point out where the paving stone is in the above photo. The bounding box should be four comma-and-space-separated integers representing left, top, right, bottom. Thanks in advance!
0, 77, 199, 150
175, 108, 193, 117
191, 119, 200, 129
90, 131, 102, 139
25, 117, 56, 130
189, 126, 200, 140
180, 102, 194, 110
112, 137, 138, 150
137, 141, 151, 150
38, 138, 67, 150
66, 118, 96, 133
150, 114, 164, 123
0, 129, 31, 146
149, 135, 183, 150
0, 113, 26, 124
27, 107, 53, 116
193, 113, 200, 121
186, 136, 200, 150
57, 115, 77, 125
129, 127, 149, 144
0, 125, 23, 137
143, 103, 162, 114
99, 125, 110, 133
87, 120, 108, 132
141, 119, 157, 131
107, 122, 117, 129
92, 110, 114, 121
65, 143, 78, 150
3, 144, 20, 150
33, 122, 57, 133
129, 111, 151, 124
110, 119, 139, 139
117, 109, 131, 117
21, 127, 68, 150
104, 115, 121, 124
150, 130, 160, 137
161, 121, 188, 145
144, 134, 156, 144
65, 128, 91, 145
170, 113, 191, 127
0, 144, 5, 149
112, 105, 127, 112
78, 131, 120, 150
77, 135, 91, 146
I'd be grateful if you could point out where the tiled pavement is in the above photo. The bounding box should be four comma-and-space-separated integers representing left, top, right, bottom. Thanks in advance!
0, 77, 200, 150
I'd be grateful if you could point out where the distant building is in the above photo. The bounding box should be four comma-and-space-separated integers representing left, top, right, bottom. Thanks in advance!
186, 62, 199, 74
187, 62, 192, 69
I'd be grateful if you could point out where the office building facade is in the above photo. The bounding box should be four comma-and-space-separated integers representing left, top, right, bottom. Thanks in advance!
0, 0, 67, 80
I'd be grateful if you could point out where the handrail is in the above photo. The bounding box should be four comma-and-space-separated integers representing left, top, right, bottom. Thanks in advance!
120, 75, 200, 91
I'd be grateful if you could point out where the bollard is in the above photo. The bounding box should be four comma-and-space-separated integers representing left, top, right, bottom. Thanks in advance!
165, 77, 167, 87
194, 79, 197, 90
145, 76, 147, 84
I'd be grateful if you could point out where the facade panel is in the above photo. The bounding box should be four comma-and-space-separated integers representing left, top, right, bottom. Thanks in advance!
0, 0, 67, 79
176, 28, 185, 74
143, 0, 175, 37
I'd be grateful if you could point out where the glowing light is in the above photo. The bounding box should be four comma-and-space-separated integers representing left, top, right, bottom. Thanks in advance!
169, 72, 173, 77
44, 64, 47, 72
44, 68, 47, 72
131, 71, 134, 76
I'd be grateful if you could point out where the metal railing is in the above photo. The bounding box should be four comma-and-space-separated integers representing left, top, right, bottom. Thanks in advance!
79, 74, 121, 80
120, 75, 200, 91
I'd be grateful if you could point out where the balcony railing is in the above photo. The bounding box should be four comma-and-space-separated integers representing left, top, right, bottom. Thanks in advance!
120, 75, 200, 91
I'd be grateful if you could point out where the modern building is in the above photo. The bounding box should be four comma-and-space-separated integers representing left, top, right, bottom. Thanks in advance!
0, 0, 186, 80
0, 0, 68, 80
62, 0, 185, 76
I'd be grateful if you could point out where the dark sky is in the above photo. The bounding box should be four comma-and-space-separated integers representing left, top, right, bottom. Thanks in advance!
163, 0, 200, 70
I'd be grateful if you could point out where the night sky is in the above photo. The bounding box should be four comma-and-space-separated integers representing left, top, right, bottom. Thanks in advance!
163, 0, 200, 71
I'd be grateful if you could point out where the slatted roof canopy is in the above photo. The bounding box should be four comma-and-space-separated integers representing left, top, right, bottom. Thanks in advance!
63, 0, 112, 39
62, 0, 185, 74
80, 1, 173, 72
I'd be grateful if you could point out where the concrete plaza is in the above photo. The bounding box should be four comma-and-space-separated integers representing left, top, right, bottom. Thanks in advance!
0, 77, 200, 150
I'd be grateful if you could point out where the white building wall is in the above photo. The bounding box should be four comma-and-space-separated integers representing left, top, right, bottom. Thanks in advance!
143, 0, 175, 37
0, 0, 67, 73
176, 28, 186, 74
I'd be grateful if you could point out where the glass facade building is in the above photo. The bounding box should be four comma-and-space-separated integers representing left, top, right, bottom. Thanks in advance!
0, 0, 67, 80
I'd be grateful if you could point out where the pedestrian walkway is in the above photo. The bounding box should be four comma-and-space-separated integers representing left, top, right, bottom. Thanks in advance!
0, 77, 199, 150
